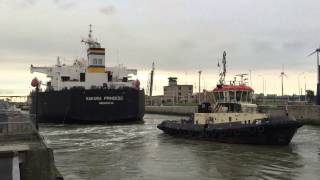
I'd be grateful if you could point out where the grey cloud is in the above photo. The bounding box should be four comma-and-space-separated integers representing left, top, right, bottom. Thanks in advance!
25, 0, 36, 6
52, 0, 78, 10
0, 0, 37, 7
59, 2, 77, 10
178, 40, 197, 49
100, 5, 115, 15
282, 41, 306, 52
252, 40, 276, 54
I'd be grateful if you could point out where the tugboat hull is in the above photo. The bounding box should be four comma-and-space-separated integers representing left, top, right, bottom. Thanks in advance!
157, 120, 302, 145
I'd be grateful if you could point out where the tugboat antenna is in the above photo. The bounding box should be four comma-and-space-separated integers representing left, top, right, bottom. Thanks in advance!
219, 51, 227, 85
88, 24, 92, 39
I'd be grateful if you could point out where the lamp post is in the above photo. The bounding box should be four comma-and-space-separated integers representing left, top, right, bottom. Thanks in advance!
198, 70, 202, 104
298, 72, 304, 101
304, 75, 307, 101
258, 75, 265, 95
307, 48, 320, 105
249, 69, 252, 87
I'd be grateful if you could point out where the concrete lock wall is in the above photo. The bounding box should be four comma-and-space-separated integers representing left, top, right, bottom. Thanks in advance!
145, 106, 197, 115
287, 105, 320, 125
146, 105, 320, 125
20, 148, 63, 180
259, 105, 320, 125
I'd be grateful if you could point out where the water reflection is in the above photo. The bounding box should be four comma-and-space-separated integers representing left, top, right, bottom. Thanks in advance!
40, 114, 320, 180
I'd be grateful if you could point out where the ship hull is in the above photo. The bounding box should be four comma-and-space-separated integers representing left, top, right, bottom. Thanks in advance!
157, 119, 302, 145
30, 88, 145, 123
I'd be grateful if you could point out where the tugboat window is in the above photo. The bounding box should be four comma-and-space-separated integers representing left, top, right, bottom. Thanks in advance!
229, 91, 235, 101
219, 92, 224, 102
242, 91, 248, 102
236, 91, 242, 101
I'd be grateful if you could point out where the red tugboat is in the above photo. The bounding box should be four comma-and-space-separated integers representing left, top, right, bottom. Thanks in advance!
157, 51, 302, 145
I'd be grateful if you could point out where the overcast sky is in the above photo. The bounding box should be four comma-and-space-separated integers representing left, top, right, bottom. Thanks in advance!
1, 0, 320, 96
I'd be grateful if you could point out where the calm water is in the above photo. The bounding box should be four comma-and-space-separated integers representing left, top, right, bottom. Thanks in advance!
40, 114, 320, 180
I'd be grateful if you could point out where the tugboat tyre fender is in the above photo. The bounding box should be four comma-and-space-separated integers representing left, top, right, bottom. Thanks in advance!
257, 126, 264, 133
220, 130, 227, 137
249, 126, 256, 134
233, 129, 240, 136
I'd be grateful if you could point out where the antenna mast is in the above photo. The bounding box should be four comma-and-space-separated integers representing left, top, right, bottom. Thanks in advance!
219, 51, 227, 85
149, 62, 155, 96
235, 73, 248, 85
81, 24, 100, 48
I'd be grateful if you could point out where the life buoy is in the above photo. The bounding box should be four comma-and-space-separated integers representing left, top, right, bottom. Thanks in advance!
31, 77, 39, 87
133, 79, 140, 89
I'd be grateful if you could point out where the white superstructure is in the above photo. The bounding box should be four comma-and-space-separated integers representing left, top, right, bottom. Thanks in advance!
30, 25, 140, 91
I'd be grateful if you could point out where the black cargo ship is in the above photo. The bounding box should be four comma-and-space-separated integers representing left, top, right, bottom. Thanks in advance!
29, 25, 145, 123
30, 88, 144, 123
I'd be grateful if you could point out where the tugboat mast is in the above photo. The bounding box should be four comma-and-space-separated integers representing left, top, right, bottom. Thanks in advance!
219, 51, 227, 85
149, 62, 155, 96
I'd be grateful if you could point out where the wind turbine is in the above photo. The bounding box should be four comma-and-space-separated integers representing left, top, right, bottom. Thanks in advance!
280, 64, 287, 96
308, 47, 320, 105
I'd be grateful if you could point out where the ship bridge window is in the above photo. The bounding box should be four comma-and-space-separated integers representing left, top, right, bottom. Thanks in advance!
61, 76, 70, 82
93, 58, 97, 64
98, 59, 102, 65
122, 77, 128, 82
80, 73, 85, 82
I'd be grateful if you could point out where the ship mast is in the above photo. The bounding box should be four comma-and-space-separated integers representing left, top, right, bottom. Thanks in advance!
81, 24, 101, 48
218, 51, 227, 85
147, 62, 155, 96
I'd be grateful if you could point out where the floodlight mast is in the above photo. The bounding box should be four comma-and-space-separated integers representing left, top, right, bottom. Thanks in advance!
308, 48, 320, 105
280, 64, 287, 96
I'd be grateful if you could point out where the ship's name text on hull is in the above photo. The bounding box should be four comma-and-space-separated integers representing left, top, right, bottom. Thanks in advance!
85, 96, 124, 101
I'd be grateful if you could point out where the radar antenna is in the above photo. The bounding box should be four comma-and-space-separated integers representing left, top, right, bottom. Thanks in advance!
88, 24, 92, 39
235, 73, 248, 85
81, 24, 101, 48
218, 51, 227, 85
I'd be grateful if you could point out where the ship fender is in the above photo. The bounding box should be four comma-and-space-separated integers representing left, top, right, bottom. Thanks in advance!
257, 126, 264, 133
227, 129, 233, 137
249, 126, 256, 135
219, 129, 227, 137
233, 129, 241, 136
